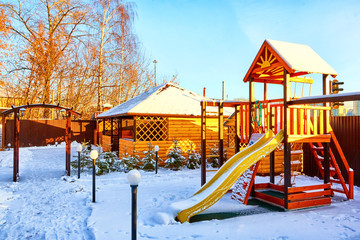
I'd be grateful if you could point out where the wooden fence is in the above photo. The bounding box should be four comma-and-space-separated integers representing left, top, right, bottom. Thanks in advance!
4, 120, 96, 147
303, 116, 360, 186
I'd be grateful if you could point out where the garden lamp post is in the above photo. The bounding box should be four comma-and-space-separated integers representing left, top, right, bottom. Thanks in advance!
127, 169, 141, 240
76, 144, 82, 179
90, 149, 98, 203
154, 145, 159, 174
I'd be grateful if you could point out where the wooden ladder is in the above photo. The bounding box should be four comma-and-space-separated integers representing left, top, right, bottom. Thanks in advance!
309, 132, 354, 199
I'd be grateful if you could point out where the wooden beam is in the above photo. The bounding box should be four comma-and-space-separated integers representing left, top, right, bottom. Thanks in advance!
249, 78, 254, 139
287, 183, 331, 193
218, 102, 224, 166
235, 105, 240, 153
201, 101, 206, 186
0, 103, 81, 117
13, 110, 19, 182
290, 71, 309, 77
288, 92, 360, 105
323, 142, 330, 184
288, 134, 331, 143
65, 111, 71, 176
270, 150, 275, 183
2, 115, 5, 150
290, 77, 313, 84
252, 78, 284, 85
283, 68, 291, 209
110, 118, 114, 152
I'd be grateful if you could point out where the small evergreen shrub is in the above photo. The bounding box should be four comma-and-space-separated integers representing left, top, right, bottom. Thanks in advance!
121, 146, 141, 171
71, 143, 125, 175
141, 142, 157, 171
165, 139, 185, 170
186, 142, 201, 169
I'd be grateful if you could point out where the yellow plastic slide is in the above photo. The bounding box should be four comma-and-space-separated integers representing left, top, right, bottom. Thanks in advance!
171, 130, 284, 223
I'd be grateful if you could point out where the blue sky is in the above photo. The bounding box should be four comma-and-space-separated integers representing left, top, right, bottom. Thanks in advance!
134, 0, 360, 100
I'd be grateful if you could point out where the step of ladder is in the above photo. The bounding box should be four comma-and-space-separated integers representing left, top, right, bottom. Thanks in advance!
330, 179, 342, 184
311, 146, 324, 151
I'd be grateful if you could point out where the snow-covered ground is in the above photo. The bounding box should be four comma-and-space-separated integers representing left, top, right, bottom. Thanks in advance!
0, 143, 359, 240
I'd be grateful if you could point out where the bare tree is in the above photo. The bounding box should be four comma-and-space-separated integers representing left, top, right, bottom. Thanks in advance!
3, 0, 86, 105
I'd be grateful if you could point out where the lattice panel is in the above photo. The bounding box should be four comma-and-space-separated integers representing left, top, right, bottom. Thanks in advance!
102, 119, 119, 136
104, 119, 112, 135
227, 126, 235, 148
135, 116, 168, 141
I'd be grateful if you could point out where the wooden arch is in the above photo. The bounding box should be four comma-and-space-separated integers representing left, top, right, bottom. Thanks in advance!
1, 103, 81, 182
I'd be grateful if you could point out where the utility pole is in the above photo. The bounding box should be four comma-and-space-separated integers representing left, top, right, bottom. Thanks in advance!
153, 60, 158, 86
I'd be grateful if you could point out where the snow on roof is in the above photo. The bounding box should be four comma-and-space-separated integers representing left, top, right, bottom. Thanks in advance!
97, 83, 233, 118
266, 39, 337, 76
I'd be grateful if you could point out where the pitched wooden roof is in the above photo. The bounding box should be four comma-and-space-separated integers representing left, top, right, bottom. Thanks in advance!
97, 83, 233, 118
243, 39, 337, 84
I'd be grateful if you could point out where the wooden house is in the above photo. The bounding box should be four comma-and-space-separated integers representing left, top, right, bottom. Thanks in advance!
96, 83, 233, 163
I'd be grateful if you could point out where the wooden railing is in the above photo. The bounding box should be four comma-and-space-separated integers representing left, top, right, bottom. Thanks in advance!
269, 104, 331, 138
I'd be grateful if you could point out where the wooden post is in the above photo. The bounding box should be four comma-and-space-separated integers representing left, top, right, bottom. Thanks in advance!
94, 120, 99, 145
65, 111, 71, 176
269, 104, 275, 183
249, 78, 254, 139
264, 83, 267, 101
110, 118, 114, 151
235, 105, 240, 153
218, 101, 224, 166
323, 74, 329, 133
79, 120, 83, 140
119, 118, 122, 138
222, 81, 225, 100
270, 151, 275, 183
103, 118, 106, 135
323, 142, 330, 184
2, 115, 5, 150
13, 110, 19, 182
349, 169, 354, 199
201, 100, 206, 186
283, 68, 291, 208
133, 117, 137, 141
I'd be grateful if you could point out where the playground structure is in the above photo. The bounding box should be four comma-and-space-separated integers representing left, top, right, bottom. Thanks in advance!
172, 130, 284, 223
0, 103, 80, 181
194, 39, 360, 216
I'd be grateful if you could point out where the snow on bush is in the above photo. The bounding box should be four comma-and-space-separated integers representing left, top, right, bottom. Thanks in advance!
121, 146, 141, 171
71, 143, 125, 175
141, 142, 160, 171
186, 142, 200, 169
165, 139, 185, 170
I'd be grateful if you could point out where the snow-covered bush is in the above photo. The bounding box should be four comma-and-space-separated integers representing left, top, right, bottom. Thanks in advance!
96, 151, 125, 175
186, 143, 201, 169
121, 146, 141, 171
141, 142, 161, 171
71, 143, 125, 175
165, 139, 185, 170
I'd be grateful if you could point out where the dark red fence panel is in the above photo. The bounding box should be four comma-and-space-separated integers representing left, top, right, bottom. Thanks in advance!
303, 116, 360, 186
5, 120, 96, 147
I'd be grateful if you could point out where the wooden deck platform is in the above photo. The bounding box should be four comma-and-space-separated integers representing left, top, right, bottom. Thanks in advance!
254, 183, 332, 210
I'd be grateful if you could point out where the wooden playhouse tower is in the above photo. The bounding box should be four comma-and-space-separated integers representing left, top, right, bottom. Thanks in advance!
201, 39, 355, 210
